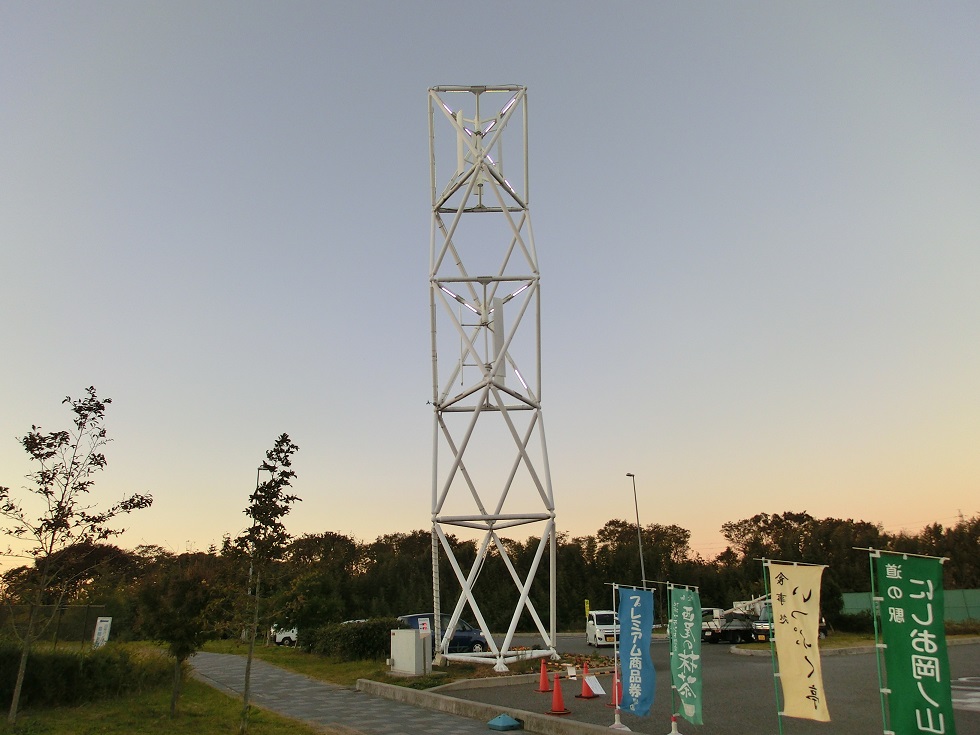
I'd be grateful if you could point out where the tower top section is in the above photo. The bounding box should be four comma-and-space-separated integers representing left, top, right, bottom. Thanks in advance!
430, 84, 523, 93
428, 85, 528, 214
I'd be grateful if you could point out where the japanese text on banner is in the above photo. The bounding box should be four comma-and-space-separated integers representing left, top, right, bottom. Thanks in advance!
768, 562, 830, 722
875, 552, 956, 735
668, 587, 703, 725
618, 587, 655, 717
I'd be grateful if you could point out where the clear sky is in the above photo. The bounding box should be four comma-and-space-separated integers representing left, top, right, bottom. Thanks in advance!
2, 2, 978, 565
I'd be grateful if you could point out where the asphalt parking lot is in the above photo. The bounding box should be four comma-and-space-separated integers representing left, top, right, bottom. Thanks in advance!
444, 636, 980, 735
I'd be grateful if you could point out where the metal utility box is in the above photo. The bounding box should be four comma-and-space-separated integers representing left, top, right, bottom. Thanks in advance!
389, 628, 432, 676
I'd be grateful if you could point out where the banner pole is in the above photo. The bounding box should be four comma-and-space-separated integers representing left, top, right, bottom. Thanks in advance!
761, 559, 785, 735
866, 548, 890, 734
667, 583, 679, 724
609, 582, 630, 731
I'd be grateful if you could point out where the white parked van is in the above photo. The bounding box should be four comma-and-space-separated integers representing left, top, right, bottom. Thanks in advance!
270, 625, 298, 646
586, 610, 619, 647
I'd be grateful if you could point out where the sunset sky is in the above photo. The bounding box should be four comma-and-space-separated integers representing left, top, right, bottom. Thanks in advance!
2, 2, 977, 566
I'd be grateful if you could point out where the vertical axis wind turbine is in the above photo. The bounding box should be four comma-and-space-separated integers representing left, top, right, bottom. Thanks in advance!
427, 85, 557, 671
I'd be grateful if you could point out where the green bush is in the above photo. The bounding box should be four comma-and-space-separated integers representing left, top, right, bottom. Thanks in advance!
831, 612, 980, 637
304, 617, 405, 661
0, 644, 171, 709
831, 611, 875, 634
945, 619, 980, 636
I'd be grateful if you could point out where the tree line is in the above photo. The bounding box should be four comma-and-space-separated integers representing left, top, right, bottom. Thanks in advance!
4, 511, 978, 643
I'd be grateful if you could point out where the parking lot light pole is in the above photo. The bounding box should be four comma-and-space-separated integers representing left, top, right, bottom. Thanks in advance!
626, 473, 647, 590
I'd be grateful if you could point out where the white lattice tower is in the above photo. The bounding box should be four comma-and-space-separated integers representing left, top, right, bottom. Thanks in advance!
427, 85, 557, 671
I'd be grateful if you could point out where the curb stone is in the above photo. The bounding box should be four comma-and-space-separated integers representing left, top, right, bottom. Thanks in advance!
357, 679, 615, 735
730, 636, 980, 657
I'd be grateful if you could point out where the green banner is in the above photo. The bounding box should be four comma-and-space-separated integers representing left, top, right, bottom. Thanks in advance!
875, 551, 956, 735
668, 586, 703, 725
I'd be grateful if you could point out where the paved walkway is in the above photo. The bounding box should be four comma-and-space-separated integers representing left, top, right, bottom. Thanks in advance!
190, 652, 493, 735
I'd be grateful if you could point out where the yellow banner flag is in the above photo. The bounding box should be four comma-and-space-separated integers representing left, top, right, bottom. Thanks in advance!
768, 562, 830, 721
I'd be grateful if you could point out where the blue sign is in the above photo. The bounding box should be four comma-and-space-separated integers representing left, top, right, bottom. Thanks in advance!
619, 587, 655, 716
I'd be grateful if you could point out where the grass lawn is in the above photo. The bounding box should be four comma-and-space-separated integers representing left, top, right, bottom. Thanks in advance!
736, 630, 877, 652
738, 630, 978, 652
203, 639, 389, 686
202, 638, 614, 688
0, 678, 338, 735
203, 638, 544, 687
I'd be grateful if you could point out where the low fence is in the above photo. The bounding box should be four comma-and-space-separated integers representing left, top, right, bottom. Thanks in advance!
0, 604, 107, 648
842, 589, 980, 621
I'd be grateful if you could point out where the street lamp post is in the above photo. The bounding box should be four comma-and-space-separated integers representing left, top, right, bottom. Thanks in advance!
626, 473, 647, 589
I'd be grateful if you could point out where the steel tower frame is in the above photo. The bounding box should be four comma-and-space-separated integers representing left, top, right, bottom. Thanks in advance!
427, 85, 557, 671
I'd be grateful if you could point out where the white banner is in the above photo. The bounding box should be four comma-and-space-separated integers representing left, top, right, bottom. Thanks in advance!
768, 562, 830, 721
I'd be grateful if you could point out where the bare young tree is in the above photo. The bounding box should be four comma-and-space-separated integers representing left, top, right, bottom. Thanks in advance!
0, 387, 152, 724
230, 433, 299, 735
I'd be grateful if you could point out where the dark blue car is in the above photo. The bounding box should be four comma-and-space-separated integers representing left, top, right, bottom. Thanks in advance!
398, 613, 489, 653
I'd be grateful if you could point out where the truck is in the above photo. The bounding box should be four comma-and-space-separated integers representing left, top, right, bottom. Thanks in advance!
752, 600, 829, 642
700, 594, 769, 644
701, 606, 756, 644
731, 595, 768, 618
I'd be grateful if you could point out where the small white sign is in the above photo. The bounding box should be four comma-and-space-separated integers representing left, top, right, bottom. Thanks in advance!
418, 619, 431, 633
92, 616, 112, 649
585, 675, 605, 695
566, 664, 577, 679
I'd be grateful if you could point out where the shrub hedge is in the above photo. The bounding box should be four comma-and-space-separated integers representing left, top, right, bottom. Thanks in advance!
302, 617, 406, 660
0, 644, 171, 709
832, 611, 980, 636
946, 619, 980, 636
830, 611, 874, 634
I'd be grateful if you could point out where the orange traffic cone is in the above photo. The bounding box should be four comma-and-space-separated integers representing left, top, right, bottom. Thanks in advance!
575, 661, 598, 699
547, 674, 571, 715
535, 660, 552, 692
605, 668, 623, 707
